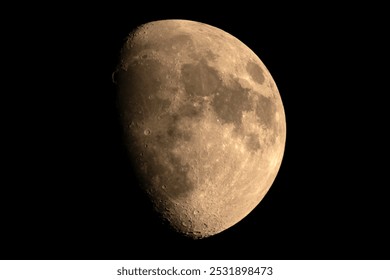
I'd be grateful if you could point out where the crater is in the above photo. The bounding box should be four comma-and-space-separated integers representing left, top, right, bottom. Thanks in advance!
181, 60, 221, 97
246, 61, 265, 84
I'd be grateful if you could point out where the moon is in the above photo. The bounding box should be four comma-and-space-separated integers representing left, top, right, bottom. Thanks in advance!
114, 19, 286, 239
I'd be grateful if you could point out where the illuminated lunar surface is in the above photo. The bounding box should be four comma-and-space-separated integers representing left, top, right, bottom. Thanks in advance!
115, 19, 286, 239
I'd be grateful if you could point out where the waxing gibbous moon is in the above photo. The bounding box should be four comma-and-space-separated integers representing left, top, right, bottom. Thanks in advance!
115, 19, 286, 239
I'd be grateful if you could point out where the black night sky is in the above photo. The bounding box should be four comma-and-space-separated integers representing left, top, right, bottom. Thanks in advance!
3, 4, 388, 260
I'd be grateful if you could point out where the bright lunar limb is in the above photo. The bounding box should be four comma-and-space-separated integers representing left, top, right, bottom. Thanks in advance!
115, 19, 286, 239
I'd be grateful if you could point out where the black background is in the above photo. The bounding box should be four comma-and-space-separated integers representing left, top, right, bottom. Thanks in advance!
3, 4, 388, 260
